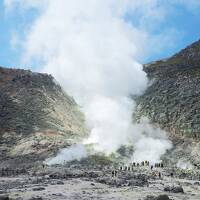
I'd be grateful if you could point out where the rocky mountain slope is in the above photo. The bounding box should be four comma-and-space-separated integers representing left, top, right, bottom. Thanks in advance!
134, 40, 200, 167
0, 67, 88, 167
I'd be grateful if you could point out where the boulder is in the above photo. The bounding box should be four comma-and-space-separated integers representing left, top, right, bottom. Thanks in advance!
144, 194, 171, 200
156, 195, 171, 200
0, 195, 9, 200
164, 185, 184, 193
28, 197, 43, 200
56, 181, 64, 185
32, 187, 46, 191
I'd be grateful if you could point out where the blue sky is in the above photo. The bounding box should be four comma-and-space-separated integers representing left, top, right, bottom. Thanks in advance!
0, 2, 37, 67
0, 1, 200, 68
148, 3, 200, 61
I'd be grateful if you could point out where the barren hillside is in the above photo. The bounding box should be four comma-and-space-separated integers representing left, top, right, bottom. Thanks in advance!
0, 67, 88, 167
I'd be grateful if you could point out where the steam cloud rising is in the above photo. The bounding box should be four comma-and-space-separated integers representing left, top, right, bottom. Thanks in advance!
45, 144, 88, 165
6, 0, 175, 163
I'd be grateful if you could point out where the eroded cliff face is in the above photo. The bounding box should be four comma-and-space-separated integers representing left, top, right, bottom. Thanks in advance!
134, 40, 200, 167
0, 67, 88, 167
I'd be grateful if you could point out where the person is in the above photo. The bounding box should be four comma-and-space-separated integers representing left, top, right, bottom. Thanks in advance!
1, 168, 4, 176
151, 165, 153, 170
112, 170, 117, 177
114, 170, 117, 177
21, 168, 26, 174
5, 168, 8, 176
161, 163, 164, 168
158, 172, 161, 178
141, 161, 144, 166
170, 172, 174, 178
137, 163, 140, 167
111, 170, 115, 177
132, 162, 136, 167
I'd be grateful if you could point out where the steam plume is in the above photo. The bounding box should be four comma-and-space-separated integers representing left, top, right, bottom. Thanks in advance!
45, 144, 88, 165
177, 159, 194, 170
130, 118, 172, 163
8, 0, 173, 163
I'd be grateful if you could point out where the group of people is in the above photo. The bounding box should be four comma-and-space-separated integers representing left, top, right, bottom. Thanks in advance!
119, 161, 164, 171
111, 161, 165, 177
132, 161, 150, 167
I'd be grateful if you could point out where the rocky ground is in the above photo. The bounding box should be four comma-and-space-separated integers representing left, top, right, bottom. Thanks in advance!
0, 164, 200, 200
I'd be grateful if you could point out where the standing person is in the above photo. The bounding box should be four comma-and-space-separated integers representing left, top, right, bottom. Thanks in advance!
114, 170, 117, 177
111, 170, 115, 177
